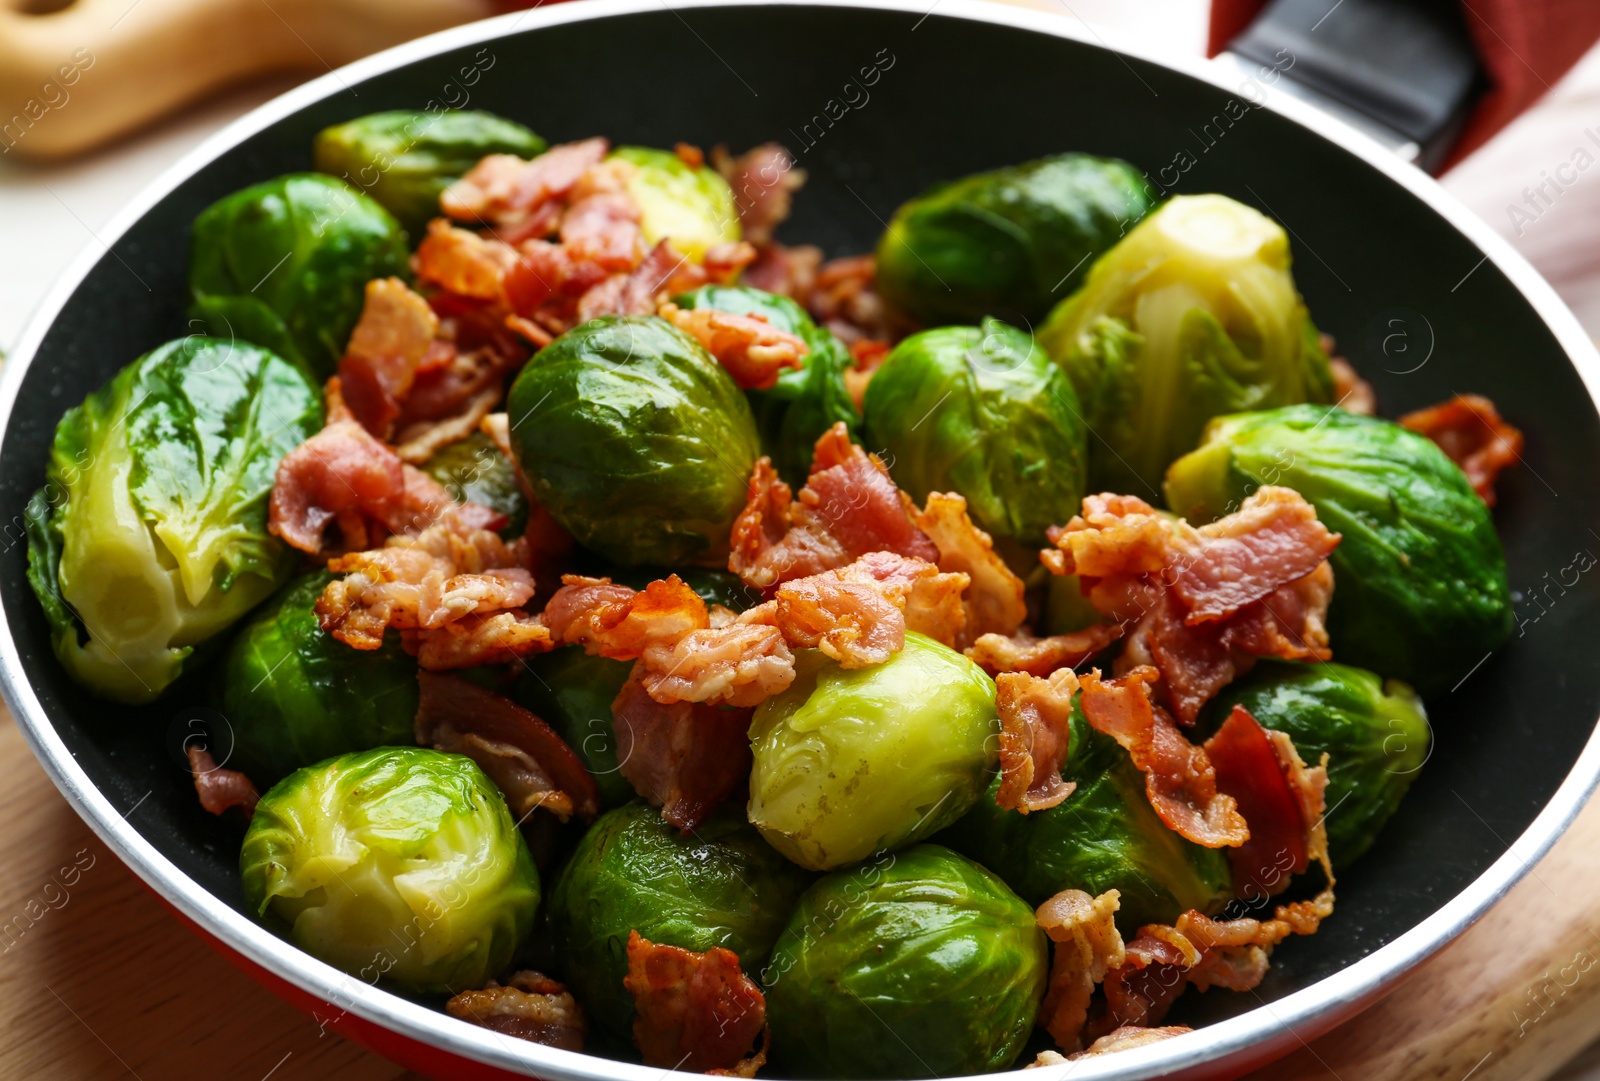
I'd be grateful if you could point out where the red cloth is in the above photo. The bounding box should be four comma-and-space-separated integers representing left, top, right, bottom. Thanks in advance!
1208, 0, 1600, 170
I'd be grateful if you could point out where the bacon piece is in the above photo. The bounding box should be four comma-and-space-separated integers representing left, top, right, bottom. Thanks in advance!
807, 254, 911, 345
913, 492, 1026, 647
1061, 1027, 1191, 1061
658, 301, 808, 391
1400, 393, 1523, 506
612, 672, 752, 832
742, 242, 822, 302
543, 575, 709, 660
1036, 889, 1126, 1050
624, 931, 768, 1074
442, 138, 610, 228
843, 338, 891, 408
771, 553, 967, 666
712, 143, 805, 248
416, 671, 598, 822
414, 219, 520, 300
269, 417, 405, 554
338, 278, 439, 440
1046, 488, 1338, 724
730, 425, 940, 589
1203, 706, 1315, 899
186, 745, 259, 818
966, 624, 1123, 678
703, 241, 759, 284
995, 669, 1079, 814
409, 609, 554, 669
561, 191, 645, 271
1328, 356, 1376, 415
1078, 668, 1248, 848
392, 347, 517, 465
639, 621, 796, 707
446, 971, 586, 1051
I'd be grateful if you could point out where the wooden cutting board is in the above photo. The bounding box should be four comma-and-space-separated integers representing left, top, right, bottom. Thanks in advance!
0, 699, 1595, 1081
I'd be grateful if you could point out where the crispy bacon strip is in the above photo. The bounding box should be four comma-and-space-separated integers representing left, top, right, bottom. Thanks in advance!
731, 425, 939, 589
442, 138, 610, 228
416, 671, 598, 822
543, 575, 709, 660
1046, 489, 1337, 724
742, 243, 822, 303
446, 971, 586, 1051
658, 301, 808, 390
1078, 669, 1249, 848
966, 625, 1123, 678
806, 254, 909, 345
1328, 356, 1376, 415
186, 745, 259, 818
1400, 393, 1523, 506
338, 278, 439, 440
624, 931, 768, 1074
408, 609, 554, 670
612, 672, 752, 832
712, 142, 805, 249
768, 552, 967, 666
561, 191, 645, 271
414, 219, 520, 300
639, 621, 796, 707
996, 669, 1080, 814
1035, 889, 1126, 1051
1053, 1027, 1191, 1062
1203, 706, 1324, 899
913, 493, 1026, 648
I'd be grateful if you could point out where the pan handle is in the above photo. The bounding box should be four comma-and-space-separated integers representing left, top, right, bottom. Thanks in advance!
1213, 0, 1482, 172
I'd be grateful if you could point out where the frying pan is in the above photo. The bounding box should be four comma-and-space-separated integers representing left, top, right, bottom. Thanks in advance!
4, 1, 1600, 1078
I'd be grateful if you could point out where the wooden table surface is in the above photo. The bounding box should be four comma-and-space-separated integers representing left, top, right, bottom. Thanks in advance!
5, 6, 1600, 1081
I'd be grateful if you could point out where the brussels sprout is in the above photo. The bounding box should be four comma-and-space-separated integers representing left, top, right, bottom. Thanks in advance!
748, 633, 999, 871
422, 432, 528, 538
506, 315, 760, 566
24, 337, 322, 703
875, 153, 1157, 326
240, 747, 539, 993
609, 146, 740, 262
220, 571, 417, 785
1038, 194, 1334, 494
1164, 405, 1512, 694
941, 702, 1231, 933
188, 173, 410, 378
863, 318, 1087, 547
1204, 661, 1430, 867
763, 844, 1046, 1079
674, 284, 859, 487
313, 109, 546, 233
513, 648, 635, 810
546, 802, 812, 1040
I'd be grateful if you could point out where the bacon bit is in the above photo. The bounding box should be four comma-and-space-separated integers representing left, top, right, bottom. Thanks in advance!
612, 672, 753, 832
186, 745, 259, 818
996, 669, 1080, 814
712, 143, 805, 248
269, 417, 404, 554
639, 621, 796, 707
772, 566, 905, 667
445, 971, 586, 1051
1065, 1027, 1192, 1061
730, 425, 939, 589
674, 142, 706, 170
624, 931, 768, 1074
1328, 357, 1376, 415
741, 243, 822, 302
506, 313, 554, 348
808, 254, 912, 345
658, 301, 808, 391
1400, 393, 1523, 507
543, 575, 709, 660
913, 492, 1027, 647
1203, 707, 1320, 898
1035, 889, 1126, 1050
703, 241, 759, 285
338, 278, 439, 440
409, 609, 554, 669
561, 191, 646, 271
966, 624, 1123, 678
1078, 668, 1249, 848
1046, 488, 1338, 724
414, 219, 521, 301
392, 378, 504, 466
442, 138, 610, 228
843, 338, 891, 408
416, 671, 598, 822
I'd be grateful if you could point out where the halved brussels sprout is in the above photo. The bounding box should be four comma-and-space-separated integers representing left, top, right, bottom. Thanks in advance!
188, 173, 410, 378
512, 647, 636, 811
422, 431, 529, 538
240, 747, 539, 994
1204, 660, 1430, 867
313, 109, 546, 233
220, 571, 417, 785
875, 153, 1157, 326
506, 315, 760, 566
763, 844, 1046, 1079
1039, 194, 1334, 494
748, 633, 999, 871
25, 337, 322, 703
863, 317, 1086, 547
674, 284, 859, 487
610, 146, 740, 262
1164, 405, 1512, 694
941, 702, 1231, 933
546, 802, 812, 1041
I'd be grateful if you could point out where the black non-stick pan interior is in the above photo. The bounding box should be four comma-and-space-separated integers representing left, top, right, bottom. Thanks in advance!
4, 2, 1598, 1033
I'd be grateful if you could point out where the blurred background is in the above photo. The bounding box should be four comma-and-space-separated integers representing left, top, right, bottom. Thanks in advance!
2, 0, 1600, 1079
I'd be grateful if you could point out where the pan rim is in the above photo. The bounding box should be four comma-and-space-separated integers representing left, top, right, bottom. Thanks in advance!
3, 1, 1598, 1077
